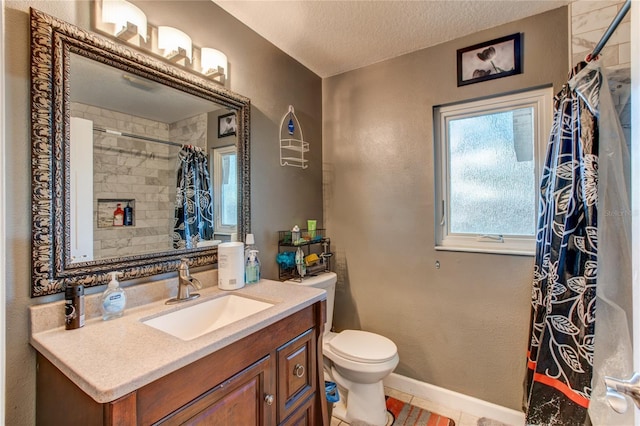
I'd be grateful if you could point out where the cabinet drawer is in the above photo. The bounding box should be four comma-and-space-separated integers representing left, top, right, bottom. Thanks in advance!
276, 328, 316, 422
156, 355, 275, 426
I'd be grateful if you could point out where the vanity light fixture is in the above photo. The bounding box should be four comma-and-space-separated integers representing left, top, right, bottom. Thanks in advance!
93, 0, 226, 85
100, 0, 147, 43
201, 48, 227, 84
158, 26, 192, 64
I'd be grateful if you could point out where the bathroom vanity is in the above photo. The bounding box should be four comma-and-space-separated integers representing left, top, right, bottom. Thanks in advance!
27, 9, 329, 425
30, 279, 328, 425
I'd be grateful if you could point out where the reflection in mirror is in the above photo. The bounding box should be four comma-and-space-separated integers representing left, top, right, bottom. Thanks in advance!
211, 146, 238, 235
68, 54, 237, 261
30, 9, 250, 296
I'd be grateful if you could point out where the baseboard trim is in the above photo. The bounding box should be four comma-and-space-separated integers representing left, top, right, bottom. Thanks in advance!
383, 373, 525, 425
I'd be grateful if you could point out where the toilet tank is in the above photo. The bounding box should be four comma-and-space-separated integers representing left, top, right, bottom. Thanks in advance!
288, 272, 336, 335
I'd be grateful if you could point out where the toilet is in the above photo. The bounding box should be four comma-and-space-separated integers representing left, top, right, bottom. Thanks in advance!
287, 272, 399, 426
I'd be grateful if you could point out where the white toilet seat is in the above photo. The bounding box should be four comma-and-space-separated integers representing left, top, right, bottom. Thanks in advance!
324, 330, 399, 425
328, 330, 397, 363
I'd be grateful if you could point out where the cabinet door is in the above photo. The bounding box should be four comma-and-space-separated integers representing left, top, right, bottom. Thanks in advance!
157, 355, 276, 426
279, 394, 315, 426
277, 329, 316, 423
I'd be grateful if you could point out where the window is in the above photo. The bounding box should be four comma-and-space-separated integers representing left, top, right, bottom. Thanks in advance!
211, 145, 237, 234
434, 87, 553, 255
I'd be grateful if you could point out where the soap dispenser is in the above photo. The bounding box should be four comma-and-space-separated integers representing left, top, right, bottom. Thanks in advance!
244, 233, 255, 262
101, 272, 126, 320
245, 250, 261, 284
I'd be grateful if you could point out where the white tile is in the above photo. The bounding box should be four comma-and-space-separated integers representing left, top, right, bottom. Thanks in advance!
573, 20, 630, 49
385, 386, 412, 403
573, 52, 587, 67
409, 396, 461, 424
477, 418, 517, 426
618, 42, 631, 65
459, 412, 481, 426
572, 5, 618, 34
571, 0, 622, 16
330, 416, 342, 426
600, 44, 620, 67
572, 35, 595, 55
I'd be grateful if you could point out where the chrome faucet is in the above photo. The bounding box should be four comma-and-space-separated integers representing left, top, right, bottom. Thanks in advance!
166, 258, 202, 304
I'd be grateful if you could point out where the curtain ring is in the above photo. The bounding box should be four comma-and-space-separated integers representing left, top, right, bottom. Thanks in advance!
585, 53, 599, 63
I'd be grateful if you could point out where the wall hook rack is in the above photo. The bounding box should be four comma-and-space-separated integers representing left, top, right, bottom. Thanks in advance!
279, 105, 309, 169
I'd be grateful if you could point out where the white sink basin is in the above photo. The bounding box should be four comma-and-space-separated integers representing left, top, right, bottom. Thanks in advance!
142, 294, 274, 341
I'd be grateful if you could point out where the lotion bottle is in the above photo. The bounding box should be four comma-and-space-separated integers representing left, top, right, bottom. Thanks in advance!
113, 203, 124, 226
102, 272, 126, 320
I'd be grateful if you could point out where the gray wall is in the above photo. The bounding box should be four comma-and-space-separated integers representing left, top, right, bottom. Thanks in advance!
323, 7, 569, 410
3, 1, 322, 423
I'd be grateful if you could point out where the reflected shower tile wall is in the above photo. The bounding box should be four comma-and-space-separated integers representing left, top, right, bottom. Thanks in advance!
71, 102, 176, 259
170, 114, 207, 147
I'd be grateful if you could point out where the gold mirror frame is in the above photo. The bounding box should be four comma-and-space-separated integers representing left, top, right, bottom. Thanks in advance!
30, 8, 251, 297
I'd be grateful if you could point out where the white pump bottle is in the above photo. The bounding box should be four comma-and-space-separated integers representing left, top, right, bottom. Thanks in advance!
101, 272, 126, 320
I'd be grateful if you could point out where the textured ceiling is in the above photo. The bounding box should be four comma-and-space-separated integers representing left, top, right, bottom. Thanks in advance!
213, 0, 569, 78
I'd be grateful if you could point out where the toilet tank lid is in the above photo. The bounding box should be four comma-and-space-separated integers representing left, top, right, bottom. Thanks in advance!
286, 271, 337, 288
328, 330, 397, 363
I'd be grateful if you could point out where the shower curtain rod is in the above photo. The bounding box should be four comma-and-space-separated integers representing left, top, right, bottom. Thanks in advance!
588, 0, 631, 61
93, 126, 183, 148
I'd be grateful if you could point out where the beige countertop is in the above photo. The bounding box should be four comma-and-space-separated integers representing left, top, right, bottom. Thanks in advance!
30, 277, 325, 404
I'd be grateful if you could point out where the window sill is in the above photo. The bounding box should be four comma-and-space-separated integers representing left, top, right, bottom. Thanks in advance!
434, 245, 534, 256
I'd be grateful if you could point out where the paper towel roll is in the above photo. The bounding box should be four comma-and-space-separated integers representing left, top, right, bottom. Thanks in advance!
218, 242, 245, 290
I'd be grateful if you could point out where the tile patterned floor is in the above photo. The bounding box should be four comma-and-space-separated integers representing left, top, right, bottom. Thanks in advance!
330, 386, 496, 426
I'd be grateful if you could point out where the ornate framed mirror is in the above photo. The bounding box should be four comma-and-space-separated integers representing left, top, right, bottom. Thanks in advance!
30, 8, 251, 297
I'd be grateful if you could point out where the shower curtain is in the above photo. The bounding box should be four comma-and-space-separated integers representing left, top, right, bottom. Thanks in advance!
525, 58, 633, 425
524, 62, 601, 425
173, 146, 214, 249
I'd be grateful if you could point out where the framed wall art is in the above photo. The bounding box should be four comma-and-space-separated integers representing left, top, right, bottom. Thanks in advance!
218, 112, 237, 138
457, 33, 522, 86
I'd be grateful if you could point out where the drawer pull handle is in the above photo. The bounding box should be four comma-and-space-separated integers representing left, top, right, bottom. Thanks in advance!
294, 363, 305, 378
265, 394, 274, 405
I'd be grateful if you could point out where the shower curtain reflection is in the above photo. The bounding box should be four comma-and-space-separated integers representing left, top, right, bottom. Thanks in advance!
173, 146, 214, 249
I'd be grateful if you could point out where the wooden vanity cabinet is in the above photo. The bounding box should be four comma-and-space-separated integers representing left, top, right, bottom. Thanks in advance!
36, 301, 328, 426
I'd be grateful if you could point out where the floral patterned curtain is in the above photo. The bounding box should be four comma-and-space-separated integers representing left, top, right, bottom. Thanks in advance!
524, 62, 601, 425
173, 146, 214, 249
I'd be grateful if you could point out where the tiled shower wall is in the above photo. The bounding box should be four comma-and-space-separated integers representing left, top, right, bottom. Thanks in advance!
571, 0, 631, 149
70, 103, 207, 259
571, 0, 630, 69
